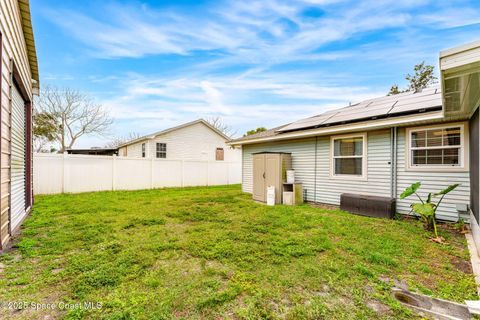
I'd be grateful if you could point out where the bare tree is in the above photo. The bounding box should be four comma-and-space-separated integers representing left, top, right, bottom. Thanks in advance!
206, 116, 237, 138
36, 85, 113, 152
104, 132, 142, 148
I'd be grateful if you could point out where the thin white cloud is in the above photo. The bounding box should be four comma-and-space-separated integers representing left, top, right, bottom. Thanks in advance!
42, 0, 480, 148
39, 0, 438, 60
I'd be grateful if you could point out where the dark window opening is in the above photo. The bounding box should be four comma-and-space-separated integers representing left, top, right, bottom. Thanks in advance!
156, 143, 167, 158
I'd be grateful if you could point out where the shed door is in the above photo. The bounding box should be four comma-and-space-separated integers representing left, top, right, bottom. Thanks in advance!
265, 154, 280, 203
253, 154, 265, 201
10, 85, 26, 232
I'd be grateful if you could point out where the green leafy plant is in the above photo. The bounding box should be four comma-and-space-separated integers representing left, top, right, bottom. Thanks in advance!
400, 182, 459, 240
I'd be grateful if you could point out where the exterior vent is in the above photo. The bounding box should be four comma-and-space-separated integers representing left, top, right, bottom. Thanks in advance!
340, 193, 396, 219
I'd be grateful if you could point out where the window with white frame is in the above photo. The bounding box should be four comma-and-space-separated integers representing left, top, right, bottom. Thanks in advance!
141, 143, 146, 158
408, 124, 466, 169
156, 143, 166, 158
331, 133, 366, 177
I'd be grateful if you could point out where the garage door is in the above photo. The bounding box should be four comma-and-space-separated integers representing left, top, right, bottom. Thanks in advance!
10, 84, 26, 231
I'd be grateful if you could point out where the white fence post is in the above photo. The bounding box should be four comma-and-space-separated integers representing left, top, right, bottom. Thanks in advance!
112, 155, 116, 191
181, 160, 184, 187
206, 160, 209, 186
62, 152, 68, 193
150, 158, 154, 189
227, 162, 230, 185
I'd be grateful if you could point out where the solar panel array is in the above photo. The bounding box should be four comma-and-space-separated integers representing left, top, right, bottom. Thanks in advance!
276, 86, 442, 132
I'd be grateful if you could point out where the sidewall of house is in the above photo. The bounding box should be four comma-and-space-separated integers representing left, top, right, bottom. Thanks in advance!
469, 109, 479, 222
396, 127, 470, 221
242, 125, 470, 221
122, 122, 241, 162
0, 0, 35, 248
469, 108, 480, 255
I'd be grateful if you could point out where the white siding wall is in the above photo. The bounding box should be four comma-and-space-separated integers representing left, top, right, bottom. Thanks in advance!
242, 126, 470, 221
123, 122, 241, 162
125, 141, 146, 158
315, 130, 392, 204
396, 127, 470, 221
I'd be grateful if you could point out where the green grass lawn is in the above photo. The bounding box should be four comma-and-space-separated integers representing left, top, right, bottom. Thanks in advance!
0, 185, 477, 319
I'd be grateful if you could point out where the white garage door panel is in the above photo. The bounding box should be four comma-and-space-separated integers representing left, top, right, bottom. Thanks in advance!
10, 85, 26, 231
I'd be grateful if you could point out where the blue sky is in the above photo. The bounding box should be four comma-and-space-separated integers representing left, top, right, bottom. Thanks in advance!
31, 0, 480, 147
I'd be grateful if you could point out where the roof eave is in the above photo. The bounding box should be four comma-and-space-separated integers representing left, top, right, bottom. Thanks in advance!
18, 0, 39, 90
117, 119, 231, 148
228, 111, 445, 146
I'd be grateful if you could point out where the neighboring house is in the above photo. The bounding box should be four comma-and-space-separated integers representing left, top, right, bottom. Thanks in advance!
0, 0, 39, 249
118, 119, 241, 162
230, 41, 480, 233
66, 148, 119, 156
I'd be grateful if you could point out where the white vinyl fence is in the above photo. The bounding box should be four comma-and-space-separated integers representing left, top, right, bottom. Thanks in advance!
34, 153, 242, 195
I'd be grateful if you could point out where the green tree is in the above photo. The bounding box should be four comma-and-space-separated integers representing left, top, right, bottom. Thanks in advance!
387, 84, 404, 96
33, 110, 60, 152
388, 61, 437, 95
244, 127, 267, 136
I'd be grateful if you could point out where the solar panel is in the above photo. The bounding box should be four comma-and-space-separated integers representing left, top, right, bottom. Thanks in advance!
276, 86, 442, 132
323, 102, 396, 124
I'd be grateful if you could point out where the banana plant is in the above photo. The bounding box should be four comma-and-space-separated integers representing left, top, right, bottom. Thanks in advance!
400, 182, 459, 240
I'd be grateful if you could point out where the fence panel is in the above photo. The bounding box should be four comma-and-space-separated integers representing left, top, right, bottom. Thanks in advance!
183, 161, 208, 187
33, 154, 63, 194
66, 155, 113, 193
33, 153, 241, 195
114, 158, 151, 190
152, 160, 183, 188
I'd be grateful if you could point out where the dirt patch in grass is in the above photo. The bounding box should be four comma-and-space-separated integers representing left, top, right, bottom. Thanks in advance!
451, 256, 473, 273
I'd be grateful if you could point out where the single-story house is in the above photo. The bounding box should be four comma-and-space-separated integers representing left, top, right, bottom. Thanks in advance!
0, 0, 39, 249
118, 119, 241, 162
229, 41, 480, 248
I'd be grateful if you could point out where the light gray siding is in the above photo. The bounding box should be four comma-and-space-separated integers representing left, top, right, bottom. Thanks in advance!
242, 126, 469, 221
396, 127, 470, 221
243, 130, 392, 204
242, 138, 316, 201
314, 130, 391, 204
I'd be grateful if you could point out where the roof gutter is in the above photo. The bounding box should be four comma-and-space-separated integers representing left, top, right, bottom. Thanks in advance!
228, 111, 444, 146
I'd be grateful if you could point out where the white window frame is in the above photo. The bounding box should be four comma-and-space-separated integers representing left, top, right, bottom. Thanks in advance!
141, 143, 146, 158
156, 142, 167, 159
406, 122, 469, 172
330, 132, 368, 180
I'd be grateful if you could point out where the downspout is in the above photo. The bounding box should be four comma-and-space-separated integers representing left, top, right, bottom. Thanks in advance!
390, 127, 399, 198
390, 128, 394, 198
313, 136, 318, 203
